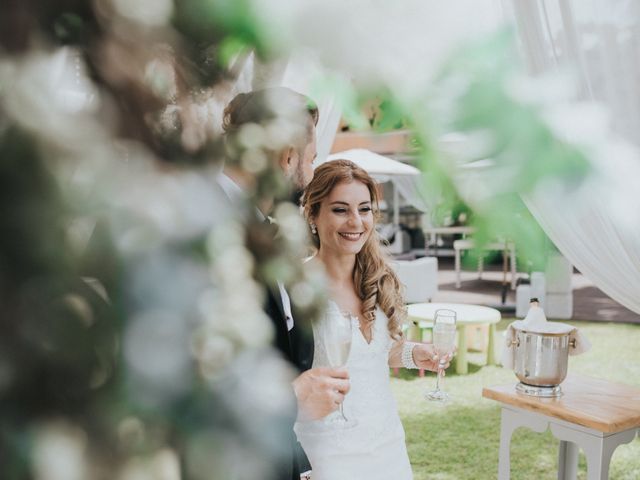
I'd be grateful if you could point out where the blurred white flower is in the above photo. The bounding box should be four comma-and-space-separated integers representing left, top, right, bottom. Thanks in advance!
185, 431, 273, 480
289, 281, 316, 309
110, 163, 231, 249
215, 349, 297, 429
215, 245, 255, 282
238, 123, 267, 150
191, 331, 235, 378
32, 422, 87, 480
124, 310, 192, 403
118, 448, 181, 480
274, 202, 308, 244
264, 119, 297, 150
117, 417, 145, 450
241, 148, 269, 174
144, 58, 177, 100
192, 222, 275, 377
1, 49, 102, 149
112, 0, 173, 27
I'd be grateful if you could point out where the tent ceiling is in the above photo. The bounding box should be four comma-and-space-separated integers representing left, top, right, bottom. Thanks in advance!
321, 148, 420, 181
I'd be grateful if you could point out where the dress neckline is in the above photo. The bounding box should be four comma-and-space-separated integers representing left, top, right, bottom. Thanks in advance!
327, 299, 374, 345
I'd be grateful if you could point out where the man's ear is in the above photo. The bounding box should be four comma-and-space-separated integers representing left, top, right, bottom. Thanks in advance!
278, 146, 297, 175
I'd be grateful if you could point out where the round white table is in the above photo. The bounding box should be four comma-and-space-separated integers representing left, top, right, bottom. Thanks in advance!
406, 302, 501, 374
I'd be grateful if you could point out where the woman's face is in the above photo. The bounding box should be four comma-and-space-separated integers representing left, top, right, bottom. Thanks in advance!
313, 180, 374, 256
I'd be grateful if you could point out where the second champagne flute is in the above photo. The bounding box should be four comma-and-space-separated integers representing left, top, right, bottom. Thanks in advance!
426, 309, 457, 402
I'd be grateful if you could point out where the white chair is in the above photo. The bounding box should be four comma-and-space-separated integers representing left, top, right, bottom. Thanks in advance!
453, 238, 517, 289
391, 256, 438, 303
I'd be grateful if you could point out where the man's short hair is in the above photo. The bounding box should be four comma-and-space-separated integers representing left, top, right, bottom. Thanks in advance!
222, 87, 318, 154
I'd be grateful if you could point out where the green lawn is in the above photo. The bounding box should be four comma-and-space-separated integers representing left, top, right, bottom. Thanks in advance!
392, 320, 640, 480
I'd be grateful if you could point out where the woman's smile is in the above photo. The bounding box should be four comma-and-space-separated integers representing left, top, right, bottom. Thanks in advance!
338, 232, 364, 241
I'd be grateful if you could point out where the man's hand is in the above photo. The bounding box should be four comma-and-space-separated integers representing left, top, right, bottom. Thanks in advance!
292, 367, 350, 422
412, 343, 453, 373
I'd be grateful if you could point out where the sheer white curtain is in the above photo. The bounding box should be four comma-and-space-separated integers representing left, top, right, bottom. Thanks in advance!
509, 0, 640, 313
391, 176, 434, 214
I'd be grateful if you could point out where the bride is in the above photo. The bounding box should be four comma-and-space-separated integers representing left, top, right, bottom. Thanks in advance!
295, 159, 447, 480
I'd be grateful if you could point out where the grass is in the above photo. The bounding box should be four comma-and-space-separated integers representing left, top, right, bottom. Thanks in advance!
392, 319, 640, 480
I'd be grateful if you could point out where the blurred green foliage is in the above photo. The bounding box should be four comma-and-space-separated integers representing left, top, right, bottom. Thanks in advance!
331, 29, 589, 269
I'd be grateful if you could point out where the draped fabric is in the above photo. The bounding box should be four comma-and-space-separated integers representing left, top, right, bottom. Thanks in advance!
390, 175, 434, 214
244, 50, 343, 162
508, 0, 640, 313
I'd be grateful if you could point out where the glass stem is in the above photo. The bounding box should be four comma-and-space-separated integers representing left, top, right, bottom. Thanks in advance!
339, 403, 348, 421
435, 360, 446, 392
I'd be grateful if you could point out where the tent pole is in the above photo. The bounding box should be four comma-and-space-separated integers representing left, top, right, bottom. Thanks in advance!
393, 183, 400, 227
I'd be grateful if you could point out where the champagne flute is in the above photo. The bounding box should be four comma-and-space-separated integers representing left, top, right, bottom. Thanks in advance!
426, 309, 457, 402
325, 311, 355, 425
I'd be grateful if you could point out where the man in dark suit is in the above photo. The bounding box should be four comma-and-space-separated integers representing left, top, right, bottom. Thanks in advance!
220, 87, 350, 480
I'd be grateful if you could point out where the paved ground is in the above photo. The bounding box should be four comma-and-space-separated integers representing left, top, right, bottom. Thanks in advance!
431, 257, 640, 324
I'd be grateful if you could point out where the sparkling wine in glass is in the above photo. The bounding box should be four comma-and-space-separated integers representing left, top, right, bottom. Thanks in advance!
325, 311, 355, 424
426, 309, 457, 402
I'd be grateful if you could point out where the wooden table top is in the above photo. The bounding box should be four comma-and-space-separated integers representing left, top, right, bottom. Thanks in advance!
483, 374, 640, 433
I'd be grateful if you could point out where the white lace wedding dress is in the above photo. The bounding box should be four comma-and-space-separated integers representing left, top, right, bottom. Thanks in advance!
294, 301, 413, 480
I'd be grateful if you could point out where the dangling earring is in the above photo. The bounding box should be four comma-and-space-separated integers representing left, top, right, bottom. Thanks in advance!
310, 223, 317, 235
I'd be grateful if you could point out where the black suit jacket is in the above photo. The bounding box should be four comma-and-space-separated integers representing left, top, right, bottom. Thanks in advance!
264, 283, 314, 479
217, 174, 314, 478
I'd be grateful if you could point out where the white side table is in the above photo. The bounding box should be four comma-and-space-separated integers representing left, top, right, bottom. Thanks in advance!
483, 375, 640, 480
407, 302, 501, 374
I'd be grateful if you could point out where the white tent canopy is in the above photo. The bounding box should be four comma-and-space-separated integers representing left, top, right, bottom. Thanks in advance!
323, 148, 420, 181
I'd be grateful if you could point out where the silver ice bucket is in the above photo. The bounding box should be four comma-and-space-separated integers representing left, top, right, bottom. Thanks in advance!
509, 329, 577, 397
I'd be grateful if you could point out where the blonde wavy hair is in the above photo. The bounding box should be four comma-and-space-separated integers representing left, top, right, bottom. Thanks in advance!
302, 160, 406, 339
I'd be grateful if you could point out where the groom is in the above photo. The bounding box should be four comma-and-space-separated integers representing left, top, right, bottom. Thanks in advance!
220, 87, 350, 480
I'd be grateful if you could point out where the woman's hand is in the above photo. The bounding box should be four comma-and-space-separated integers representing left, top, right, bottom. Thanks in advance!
292, 367, 351, 422
412, 343, 453, 373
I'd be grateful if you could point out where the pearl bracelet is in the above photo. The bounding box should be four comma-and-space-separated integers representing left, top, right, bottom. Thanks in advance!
401, 341, 418, 369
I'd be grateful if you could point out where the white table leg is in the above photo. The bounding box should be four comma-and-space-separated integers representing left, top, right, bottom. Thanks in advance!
550, 423, 637, 480
487, 323, 497, 366
510, 245, 517, 290
557, 440, 579, 480
499, 407, 549, 479
456, 325, 468, 374
455, 247, 461, 288
478, 255, 484, 280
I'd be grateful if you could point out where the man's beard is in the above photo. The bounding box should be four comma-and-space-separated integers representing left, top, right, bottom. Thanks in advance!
290, 187, 304, 206
290, 160, 308, 206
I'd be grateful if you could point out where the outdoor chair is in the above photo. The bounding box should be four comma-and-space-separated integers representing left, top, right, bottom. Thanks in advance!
453, 238, 517, 289
391, 256, 438, 304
